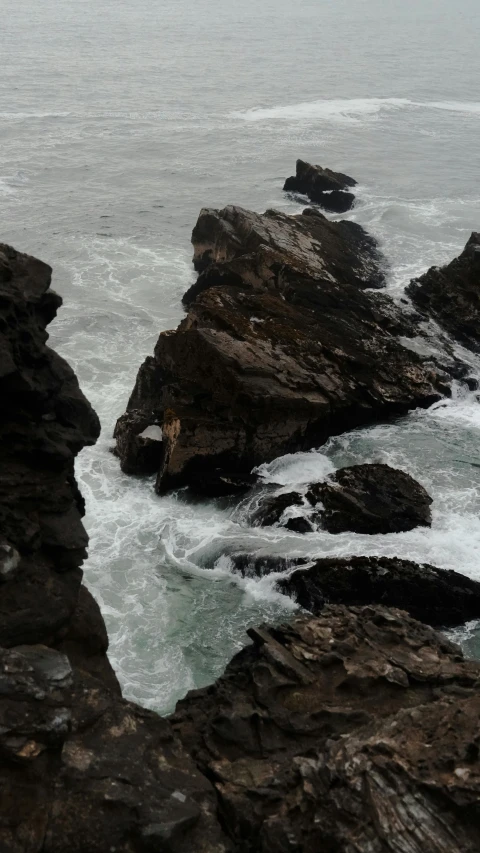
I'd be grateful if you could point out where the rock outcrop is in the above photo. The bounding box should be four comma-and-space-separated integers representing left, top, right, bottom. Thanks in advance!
0, 244, 229, 853
284, 159, 357, 213
115, 205, 447, 494
278, 555, 480, 627
407, 233, 480, 351
173, 605, 480, 853
309, 462, 433, 534
5, 243, 480, 852
232, 552, 480, 627
252, 463, 433, 534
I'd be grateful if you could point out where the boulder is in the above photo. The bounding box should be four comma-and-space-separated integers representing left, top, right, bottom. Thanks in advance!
278, 555, 480, 626
172, 605, 480, 853
307, 462, 433, 534
284, 158, 357, 212
116, 206, 447, 494
407, 233, 480, 351
250, 463, 432, 535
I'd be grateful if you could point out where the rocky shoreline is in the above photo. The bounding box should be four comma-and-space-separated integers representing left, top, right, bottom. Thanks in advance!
114, 200, 451, 495
2, 172, 480, 850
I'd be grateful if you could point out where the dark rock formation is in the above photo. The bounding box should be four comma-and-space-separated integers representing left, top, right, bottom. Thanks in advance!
189, 203, 382, 288
407, 233, 480, 351
6, 242, 480, 852
284, 158, 357, 213
173, 605, 480, 853
116, 205, 447, 494
250, 463, 432, 535
0, 242, 100, 649
252, 490, 304, 526
278, 555, 480, 627
0, 244, 229, 853
308, 462, 433, 534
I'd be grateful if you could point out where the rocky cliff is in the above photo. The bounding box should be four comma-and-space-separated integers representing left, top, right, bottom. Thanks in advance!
4, 242, 480, 852
407, 232, 480, 351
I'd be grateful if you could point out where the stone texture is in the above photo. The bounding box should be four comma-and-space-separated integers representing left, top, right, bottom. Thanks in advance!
116, 206, 447, 494
407, 233, 480, 351
308, 462, 433, 534
278, 554, 480, 627
172, 605, 480, 853
0, 242, 229, 853
4, 240, 480, 853
283, 158, 357, 213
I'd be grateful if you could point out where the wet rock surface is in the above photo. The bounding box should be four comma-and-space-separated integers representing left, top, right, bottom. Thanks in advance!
283, 158, 357, 213
250, 463, 432, 535
4, 242, 480, 852
407, 232, 480, 351
173, 605, 480, 853
116, 205, 447, 494
278, 555, 480, 627
0, 245, 229, 853
310, 462, 433, 534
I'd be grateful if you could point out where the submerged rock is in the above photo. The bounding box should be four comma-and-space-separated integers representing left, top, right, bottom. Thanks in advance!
308, 462, 433, 534
278, 555, 480, 627
407, 232, 480, 351
284, 158, 357, 212
173, 605, 480, 853
116, 205, 446, 494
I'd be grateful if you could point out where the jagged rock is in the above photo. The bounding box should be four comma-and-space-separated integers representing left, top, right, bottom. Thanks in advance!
278, 555, 480, 627
283, 158, 357, 213
0, 243, 99, 646
190, 204, 382, 286
4, 242, 480, 853
250, 463, 432, 535
407, 233, 480, 351
172, 605, 480, 853
116, 206, 447, 494
54, 584, 121, 691
307, 462, 433, 534
0, 244, 230, 853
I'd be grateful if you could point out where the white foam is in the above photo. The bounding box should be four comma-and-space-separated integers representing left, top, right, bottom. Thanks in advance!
255, 451, 335, 485
139, 425, 163, 441
232, 97, 412, 124
232, 97, 480, 125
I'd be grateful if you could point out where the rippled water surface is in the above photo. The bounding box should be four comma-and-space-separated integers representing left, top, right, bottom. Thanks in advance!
2, 0, 480, 711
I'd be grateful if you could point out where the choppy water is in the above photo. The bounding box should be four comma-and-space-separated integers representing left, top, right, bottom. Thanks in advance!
2, 0, 480, 712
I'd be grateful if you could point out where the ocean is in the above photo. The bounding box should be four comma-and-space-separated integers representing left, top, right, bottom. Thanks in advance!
2, 0, 480, 712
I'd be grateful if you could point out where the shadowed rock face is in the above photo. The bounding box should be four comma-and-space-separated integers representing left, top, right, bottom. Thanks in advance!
115, 206, 447, 494
407, 233, 480, 351
278, 555, 480, 627
231, 552, 480, 628
283, 158, 357, 213
0, 243, 100, 648
0, 246, 229, 853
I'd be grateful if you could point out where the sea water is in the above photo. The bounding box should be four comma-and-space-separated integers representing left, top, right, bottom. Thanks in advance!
2, 0, 480, 712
